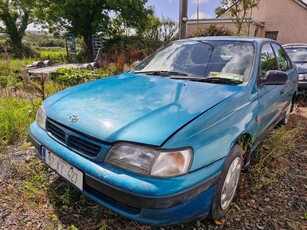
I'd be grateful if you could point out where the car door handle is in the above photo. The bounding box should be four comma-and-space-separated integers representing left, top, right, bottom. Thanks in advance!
280, 88, 284, 95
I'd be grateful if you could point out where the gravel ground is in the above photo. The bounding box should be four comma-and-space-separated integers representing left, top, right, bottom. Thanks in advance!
0, 98, 306, 230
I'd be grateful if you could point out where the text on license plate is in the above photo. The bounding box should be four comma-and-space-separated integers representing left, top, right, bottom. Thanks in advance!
42, 147, 83, 190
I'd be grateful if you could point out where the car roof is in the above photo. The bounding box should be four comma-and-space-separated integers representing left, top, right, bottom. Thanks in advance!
180, 36, 275, 44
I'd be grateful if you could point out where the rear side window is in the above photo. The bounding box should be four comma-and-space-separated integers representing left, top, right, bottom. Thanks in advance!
272, 44, 291, 71
260, 44, 277, 77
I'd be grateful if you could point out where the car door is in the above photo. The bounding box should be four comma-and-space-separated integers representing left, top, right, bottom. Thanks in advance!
256, 42, 285, 139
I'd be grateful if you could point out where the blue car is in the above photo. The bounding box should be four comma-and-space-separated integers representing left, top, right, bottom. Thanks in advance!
29, 37, 298, 226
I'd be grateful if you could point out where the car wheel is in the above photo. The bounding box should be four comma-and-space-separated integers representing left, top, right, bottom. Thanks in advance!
210, 144, 243, 221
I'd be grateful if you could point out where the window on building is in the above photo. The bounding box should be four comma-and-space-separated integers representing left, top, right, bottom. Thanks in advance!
265, 31, 279, 41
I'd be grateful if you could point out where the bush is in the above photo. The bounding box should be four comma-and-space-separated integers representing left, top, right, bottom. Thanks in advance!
0, 96, 41, 145
36, 50, 67, 62
51, 67, 114, 87
102, 35, 162, 64
191, 25, 234, 37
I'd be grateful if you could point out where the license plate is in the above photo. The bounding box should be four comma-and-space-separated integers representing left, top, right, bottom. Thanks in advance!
42, 147, 83, 190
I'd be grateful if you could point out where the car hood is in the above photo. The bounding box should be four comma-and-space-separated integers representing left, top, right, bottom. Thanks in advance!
45, 72, 240, 145
295, 62, 307, 73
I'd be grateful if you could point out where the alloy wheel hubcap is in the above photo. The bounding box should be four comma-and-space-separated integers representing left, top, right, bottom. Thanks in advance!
220, 157, 242, 210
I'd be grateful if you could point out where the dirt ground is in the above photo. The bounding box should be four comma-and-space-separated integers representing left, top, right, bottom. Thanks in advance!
0, 98, 306, 230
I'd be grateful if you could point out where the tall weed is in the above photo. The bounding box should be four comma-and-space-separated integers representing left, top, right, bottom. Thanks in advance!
249, 121, 303, 190
0, 96, 41, 145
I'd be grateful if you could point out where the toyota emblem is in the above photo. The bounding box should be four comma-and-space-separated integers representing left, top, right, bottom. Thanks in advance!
69, 115, 79, 123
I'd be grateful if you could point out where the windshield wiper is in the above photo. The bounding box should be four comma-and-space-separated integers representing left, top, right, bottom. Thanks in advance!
170, 76, 242, 85
132, 70, 188, 76
194, 77, 242, 85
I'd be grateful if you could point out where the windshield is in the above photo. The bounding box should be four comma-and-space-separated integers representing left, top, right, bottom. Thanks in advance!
132, 41, 255, 84
285, 47, 307, 63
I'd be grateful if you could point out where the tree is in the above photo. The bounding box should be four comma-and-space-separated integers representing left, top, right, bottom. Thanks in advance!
218, 0, 260, 35
140, 16, 178, 43
36, 0, 152, 60
215, 6, 227, 17
191, 25, 233, 37
0, 0, 35, 57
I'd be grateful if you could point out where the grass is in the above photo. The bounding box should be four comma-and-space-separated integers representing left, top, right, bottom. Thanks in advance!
0, 58, 35, 76
247, 121, 303, 190
37, 50, 67, 62
0, 95, 41, 145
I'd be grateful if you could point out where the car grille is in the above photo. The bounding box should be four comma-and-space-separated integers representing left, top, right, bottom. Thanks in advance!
47, 121, 65, 143
46, 119, 103, 158
69, 136, 101, 157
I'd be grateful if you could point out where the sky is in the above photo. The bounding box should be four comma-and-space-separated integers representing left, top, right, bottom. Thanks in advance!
146, 0, 222, 22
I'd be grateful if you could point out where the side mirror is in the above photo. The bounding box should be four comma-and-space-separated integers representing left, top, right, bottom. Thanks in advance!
260, 70, 288, 86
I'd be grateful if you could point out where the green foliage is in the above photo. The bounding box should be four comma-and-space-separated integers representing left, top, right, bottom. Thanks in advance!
0, 75, 8, 88
249, 125, 299, 190
35, 0, 152, 59
0, 0, 37, 57
102, 35, 162, 64
218, 0, 260, 35
37, 50, 67, 62
0, 96, 41, 145
0, 58, 34, 76
140, 16, 178, 43
191, 25, 234, 37
24, 34, 65, 48
51, 67, 114, 87
215, 6, 227, 17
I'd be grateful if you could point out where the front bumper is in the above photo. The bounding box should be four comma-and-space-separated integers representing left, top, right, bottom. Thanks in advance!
29, 122, 223, 225
298, 80, 307, 90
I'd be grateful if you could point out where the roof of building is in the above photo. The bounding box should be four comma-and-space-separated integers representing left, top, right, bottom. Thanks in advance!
187, 18, 265, 28
217, 0, 307, 19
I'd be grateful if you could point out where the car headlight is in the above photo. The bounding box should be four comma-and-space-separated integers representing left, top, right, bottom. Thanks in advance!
36, 105, 46, 130
105, 143, 193, 177
299, 73, 307, 80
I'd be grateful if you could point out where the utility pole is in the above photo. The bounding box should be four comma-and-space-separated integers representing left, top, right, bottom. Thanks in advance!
179, 0, 188, 39
197, 0, 199, 32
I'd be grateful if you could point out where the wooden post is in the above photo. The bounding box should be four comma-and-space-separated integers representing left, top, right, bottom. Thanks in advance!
179, 0, 188, 39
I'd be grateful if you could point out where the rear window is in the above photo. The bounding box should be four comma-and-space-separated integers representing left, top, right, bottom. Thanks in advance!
285, 47, 307, 62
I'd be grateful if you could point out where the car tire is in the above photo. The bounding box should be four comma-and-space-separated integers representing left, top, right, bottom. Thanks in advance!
210, 144, 243, 221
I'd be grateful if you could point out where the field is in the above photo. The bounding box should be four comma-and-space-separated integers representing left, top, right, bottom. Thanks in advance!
0, 57, 306, 230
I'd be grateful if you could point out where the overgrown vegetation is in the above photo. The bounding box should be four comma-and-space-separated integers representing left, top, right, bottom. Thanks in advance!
191, 25, 234, 37
249, 124, 302, 190
0, 96, 40, 145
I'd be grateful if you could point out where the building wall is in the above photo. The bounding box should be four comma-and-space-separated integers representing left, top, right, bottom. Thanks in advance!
251, 0, 307, 44
186, 0, 307, 44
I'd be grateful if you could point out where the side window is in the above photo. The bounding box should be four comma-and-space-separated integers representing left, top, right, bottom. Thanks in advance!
260, 44, 277, 77
272, 44, 291, 71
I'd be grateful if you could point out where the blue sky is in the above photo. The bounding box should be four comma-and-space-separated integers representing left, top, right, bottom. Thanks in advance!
146, 0, 221, 21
